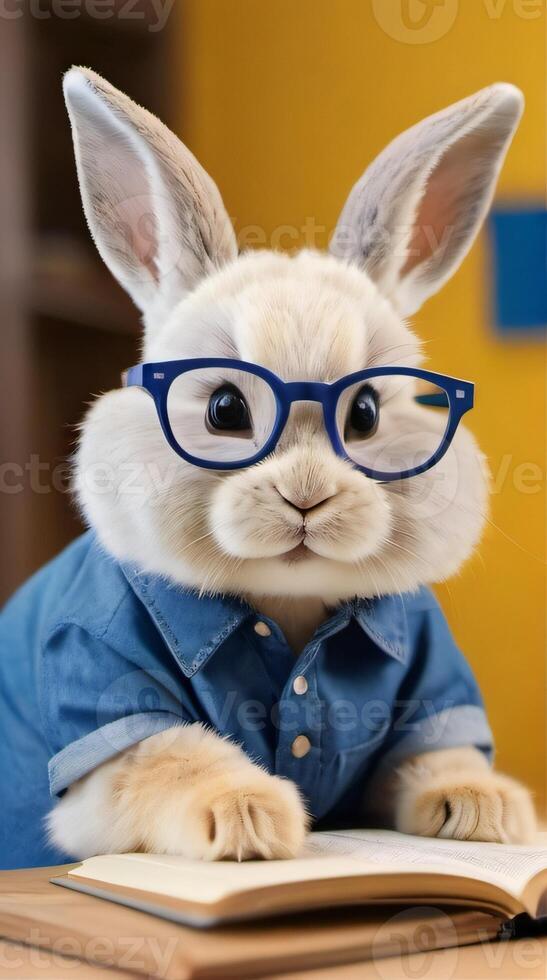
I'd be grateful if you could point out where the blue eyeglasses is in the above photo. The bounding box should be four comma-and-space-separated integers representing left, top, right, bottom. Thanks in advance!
124, 359, 474, 482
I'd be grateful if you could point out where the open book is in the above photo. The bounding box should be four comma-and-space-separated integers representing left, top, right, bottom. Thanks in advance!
52, 829, 547, 933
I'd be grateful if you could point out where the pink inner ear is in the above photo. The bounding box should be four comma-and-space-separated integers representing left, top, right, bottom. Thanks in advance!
113, 191, 160, 284
69, 82, 162, 289
87, 125, 162, 286
401, 127, 499, 278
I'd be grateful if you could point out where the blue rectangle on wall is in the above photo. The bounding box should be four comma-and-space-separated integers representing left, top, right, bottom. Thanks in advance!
488, 207, 546, 334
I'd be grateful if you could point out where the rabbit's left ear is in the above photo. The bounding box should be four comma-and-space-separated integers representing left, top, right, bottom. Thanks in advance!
330, 84, 523, 315
63, 67, 237, 329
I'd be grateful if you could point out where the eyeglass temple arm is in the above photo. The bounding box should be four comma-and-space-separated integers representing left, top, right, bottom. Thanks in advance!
121, 365, 144, 387
414, 392, 449, 407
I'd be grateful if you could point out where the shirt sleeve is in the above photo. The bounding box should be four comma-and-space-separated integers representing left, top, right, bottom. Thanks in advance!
371, 595, 493, 779
40, 623, 194, 797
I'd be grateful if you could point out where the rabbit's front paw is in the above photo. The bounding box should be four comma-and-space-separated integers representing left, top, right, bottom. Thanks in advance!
184, 767, 308, 860
396, 770, 537, 844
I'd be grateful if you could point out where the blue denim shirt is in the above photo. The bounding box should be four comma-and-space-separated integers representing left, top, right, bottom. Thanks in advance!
0, 532, 492, 869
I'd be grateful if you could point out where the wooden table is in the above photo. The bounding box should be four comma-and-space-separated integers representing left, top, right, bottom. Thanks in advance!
2, 935, 547, 979
0, 867, 545, 979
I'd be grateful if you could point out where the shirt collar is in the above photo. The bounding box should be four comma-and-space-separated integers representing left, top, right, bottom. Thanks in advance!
122, 562, 409, 677
353, 595, 409, 664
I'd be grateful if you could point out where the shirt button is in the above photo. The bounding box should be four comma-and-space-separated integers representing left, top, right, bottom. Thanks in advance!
291, 735, 311, 759
292, 675, 308, 696
254, 621, 272, 637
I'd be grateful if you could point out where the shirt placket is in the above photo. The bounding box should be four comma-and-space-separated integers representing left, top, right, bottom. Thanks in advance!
271, 610, 352, 817
273, 640, 324, 811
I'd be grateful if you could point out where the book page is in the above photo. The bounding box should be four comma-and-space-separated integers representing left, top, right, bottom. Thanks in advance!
306, 829, 547, 895
67, 830, 547, 906
68, 851, 381, 904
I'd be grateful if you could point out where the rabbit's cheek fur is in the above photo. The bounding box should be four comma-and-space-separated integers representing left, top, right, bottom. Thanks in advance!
74, 388, 222, 584
381, 421, 489, 585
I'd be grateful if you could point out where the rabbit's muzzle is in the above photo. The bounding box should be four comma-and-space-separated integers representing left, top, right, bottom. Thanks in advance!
209, 441, 392, 566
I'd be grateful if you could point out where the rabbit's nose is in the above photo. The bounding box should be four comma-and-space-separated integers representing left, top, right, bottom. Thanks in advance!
275, 487, 336, 515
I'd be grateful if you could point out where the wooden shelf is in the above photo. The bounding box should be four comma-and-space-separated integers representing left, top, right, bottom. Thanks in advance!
30, 236, 139, 335
0, 8, 177, 601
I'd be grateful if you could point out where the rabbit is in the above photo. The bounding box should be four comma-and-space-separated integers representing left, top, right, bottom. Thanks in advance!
0, 68, 536, 870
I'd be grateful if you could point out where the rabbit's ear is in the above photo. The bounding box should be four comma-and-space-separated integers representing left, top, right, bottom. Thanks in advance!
63, 67, 237, 326
330, 84, 523, 315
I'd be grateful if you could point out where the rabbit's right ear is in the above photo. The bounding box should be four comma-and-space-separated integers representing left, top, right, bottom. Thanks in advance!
63, 68, 237, 328
330, 84, 524, 316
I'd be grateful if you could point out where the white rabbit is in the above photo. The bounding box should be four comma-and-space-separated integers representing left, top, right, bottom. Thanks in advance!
9, 68, 539, 864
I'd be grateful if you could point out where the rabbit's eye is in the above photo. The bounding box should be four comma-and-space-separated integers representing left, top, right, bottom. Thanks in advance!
347, 384, 379, 437
207, 384, 251, 432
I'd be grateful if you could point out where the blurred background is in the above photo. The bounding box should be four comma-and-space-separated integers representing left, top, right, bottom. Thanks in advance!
0, 1, 545, 811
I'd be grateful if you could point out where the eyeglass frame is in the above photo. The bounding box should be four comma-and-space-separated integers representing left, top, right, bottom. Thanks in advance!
123, 358, 474, 482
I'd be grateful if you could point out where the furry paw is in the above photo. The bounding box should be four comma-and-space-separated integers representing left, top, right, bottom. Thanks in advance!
182, 767, 309, 860
396, 768, 537, 844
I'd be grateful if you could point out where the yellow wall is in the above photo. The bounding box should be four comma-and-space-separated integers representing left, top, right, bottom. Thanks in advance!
177, 1, 546, 809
